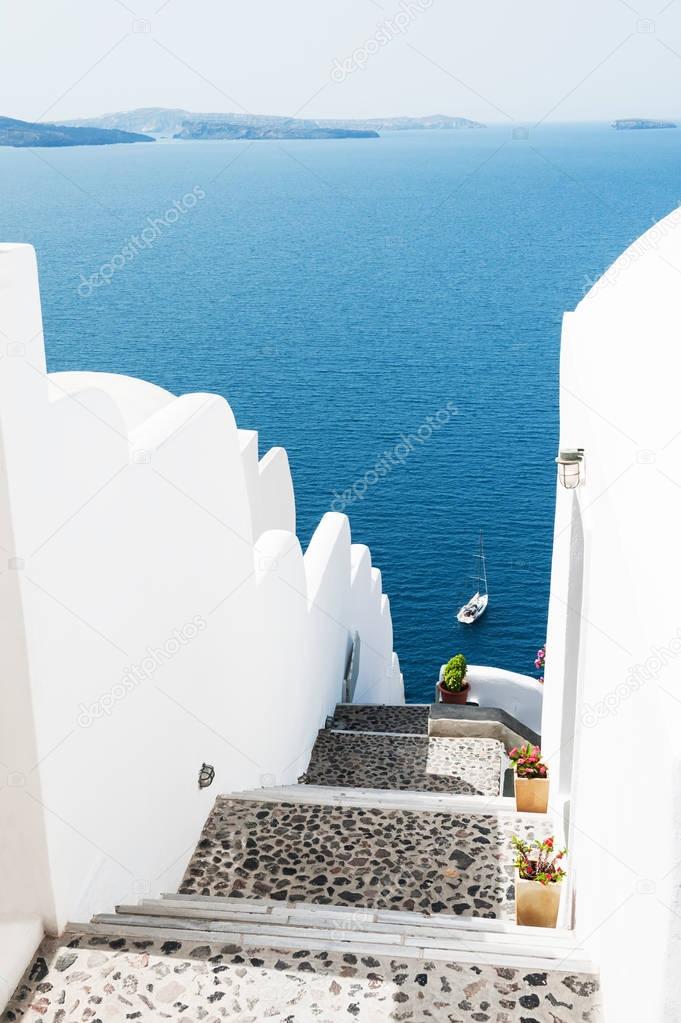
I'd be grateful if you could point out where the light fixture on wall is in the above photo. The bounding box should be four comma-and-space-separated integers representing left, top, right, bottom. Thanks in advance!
555, 448, 584, 489
198, 763, 215, 789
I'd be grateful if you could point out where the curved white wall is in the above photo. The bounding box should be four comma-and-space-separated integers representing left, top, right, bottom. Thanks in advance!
542, 210, 681, 1021
438, 663, 542, 734
0, 244, 404, 940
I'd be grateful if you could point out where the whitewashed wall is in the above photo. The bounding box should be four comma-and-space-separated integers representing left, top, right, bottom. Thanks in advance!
437, 664, 543, 735
542, 210, 681, 1021
0, 244, 404, 946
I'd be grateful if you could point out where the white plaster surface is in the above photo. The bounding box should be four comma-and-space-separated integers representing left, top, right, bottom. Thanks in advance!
0, 245, 404, 957
0, 916, 43, 1013
542, 208, 681, 1022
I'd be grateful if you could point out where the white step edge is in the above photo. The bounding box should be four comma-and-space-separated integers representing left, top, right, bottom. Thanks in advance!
113, 903, 578, 950
151, 896, 577, 945
334, 703, 431, 708
223, 785, 533, 816
96, 912, 582, 964
73, 921, 596, 973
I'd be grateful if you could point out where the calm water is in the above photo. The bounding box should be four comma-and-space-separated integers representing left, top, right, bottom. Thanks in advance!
2, 123, 680, 699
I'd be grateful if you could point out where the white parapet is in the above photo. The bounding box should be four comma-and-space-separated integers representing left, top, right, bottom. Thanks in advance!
0, 243, 405, 941
438, 663, 542, 735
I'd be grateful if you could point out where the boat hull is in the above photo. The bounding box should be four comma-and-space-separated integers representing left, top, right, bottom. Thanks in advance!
456, 592, 488, 624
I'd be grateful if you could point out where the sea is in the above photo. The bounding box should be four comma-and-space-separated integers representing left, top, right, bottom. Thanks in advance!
2, 121, 680, 701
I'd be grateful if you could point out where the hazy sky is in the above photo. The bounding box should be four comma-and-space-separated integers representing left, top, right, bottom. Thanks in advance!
3, 0, 681, 124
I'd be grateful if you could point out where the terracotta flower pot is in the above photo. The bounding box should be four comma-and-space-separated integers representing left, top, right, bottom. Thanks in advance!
515, 869, 563, 928
438, 680, 470, 705
514, 774, 549, 814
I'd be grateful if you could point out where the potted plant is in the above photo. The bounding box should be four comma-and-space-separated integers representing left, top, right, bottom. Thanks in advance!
439, 653, 469, 704
509, 743, 549, 813
512, 835, 566, 928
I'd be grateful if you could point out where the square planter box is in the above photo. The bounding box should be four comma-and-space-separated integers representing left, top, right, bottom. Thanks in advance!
515, 870, 563, 928
514, 774, 549, 814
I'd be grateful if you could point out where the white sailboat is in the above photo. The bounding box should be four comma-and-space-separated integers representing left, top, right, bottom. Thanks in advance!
456, 530, 489, 625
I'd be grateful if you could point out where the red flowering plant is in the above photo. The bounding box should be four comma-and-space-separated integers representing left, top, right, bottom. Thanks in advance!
508, 742, 548, 779
512, 835, 566, 885
535, 644, 546, 684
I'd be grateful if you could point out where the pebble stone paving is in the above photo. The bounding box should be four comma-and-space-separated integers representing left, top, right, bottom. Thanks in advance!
303, 731, 504, 795
179, 797, 547, 919
3, 931, 601, 1023
330, 704, 430, 735
3, 701, 592, 1021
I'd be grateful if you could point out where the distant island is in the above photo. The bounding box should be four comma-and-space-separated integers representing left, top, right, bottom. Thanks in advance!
0, 115, 154, 148
175, 121, 378, 141
63, 107, 485, 140
613, 119, 677, 130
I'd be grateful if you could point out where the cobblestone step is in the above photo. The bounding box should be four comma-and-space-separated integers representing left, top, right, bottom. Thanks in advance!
330, 702, 430, 734
89, 911, 594, 972
99, 896, 589, 966
4, 929, 602, 1022
302, 730, 505, 795
178, 794, 551, 922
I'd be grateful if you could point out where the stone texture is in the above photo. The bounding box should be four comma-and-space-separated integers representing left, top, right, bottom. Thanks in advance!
303, 731, 503, 795
179, 797, 547, 918
331, 704, 430, 735
4, 931, 601, 1022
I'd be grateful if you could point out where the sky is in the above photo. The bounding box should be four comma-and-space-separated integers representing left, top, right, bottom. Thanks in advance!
3, 0, 681, 124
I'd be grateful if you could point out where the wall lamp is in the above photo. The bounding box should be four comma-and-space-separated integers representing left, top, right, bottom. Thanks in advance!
198, 763, 215, 789
555, 448, 584, 490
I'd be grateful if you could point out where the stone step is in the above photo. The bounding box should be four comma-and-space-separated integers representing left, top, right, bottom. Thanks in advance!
157, 892, 577, 942
331, 702, 430, 735
302, 730, 504, 796
179, 795, 551, 922
229, 782, 520, 815
91, 910, 594, 972
6, 929, 601, 1021
428, 703, 541, 749
104, 896, 584, 958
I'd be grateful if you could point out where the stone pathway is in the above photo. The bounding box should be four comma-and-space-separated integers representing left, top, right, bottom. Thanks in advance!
4, 930, 601, 1023
330, 704, 430, 734
2, 703, 601, 1022
179, 797, 546, 919
303, 731, 504, 795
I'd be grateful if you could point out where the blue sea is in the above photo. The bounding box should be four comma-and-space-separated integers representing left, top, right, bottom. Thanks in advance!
2, 122, 680, 700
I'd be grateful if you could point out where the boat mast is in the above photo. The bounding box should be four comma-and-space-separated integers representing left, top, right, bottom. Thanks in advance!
479, 529, 488, 595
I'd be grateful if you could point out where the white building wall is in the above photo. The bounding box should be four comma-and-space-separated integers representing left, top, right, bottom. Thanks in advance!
0, 244, 404, 944
543, 212, 681, 1021
349, 545, 404, 704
